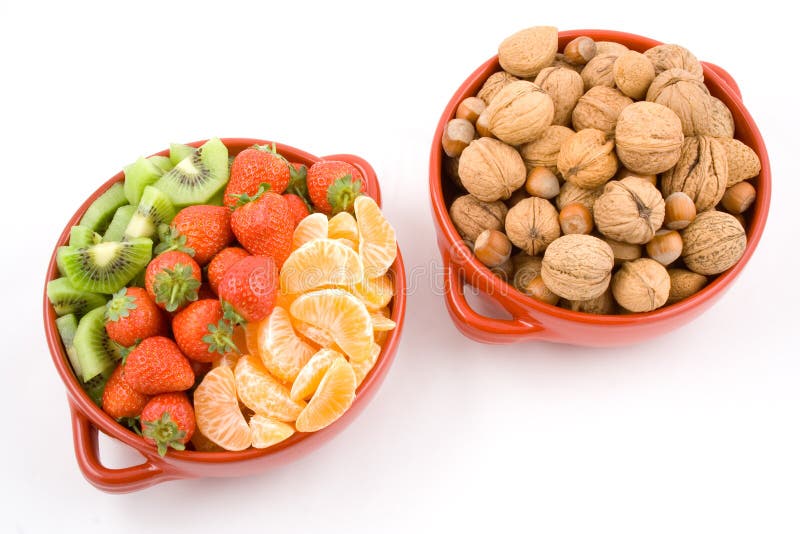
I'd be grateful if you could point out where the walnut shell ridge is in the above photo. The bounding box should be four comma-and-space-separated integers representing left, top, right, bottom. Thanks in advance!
572, 86, 633, 135
449, 194, 508, 242
484, 80, 555, 145
681, 211, 746, 275
717, 137, 761, 186
611, 258, 670, 312
615, 102, 684, 174
557, 128, 618, 189
504, 196, 561, 255
594, 177, 666, 244
534, 67, 585, 126
519, 125, 576, 174
458, 137, 527, 202
644, 44, 704, 80
541, 234, 615, 301
477, 71, 519, 105
661, 136, 728, 212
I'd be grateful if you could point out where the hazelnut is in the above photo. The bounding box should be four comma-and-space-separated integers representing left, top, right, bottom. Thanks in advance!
646, 229, 683, 266
566, 289, 616, 315
644, 44, 704, 79
512, 253, 543, 292
518, 275, 560, 305
721, 181, 756, 214
458, 137, 526, 202
613, 50, 655, 100
595, 41, 629, 56
505, 196, 561, 255
474, 229, 512, 268
681, 211, 746, 275
563, 36, 597, 65
661, 136, 728, 212
475, 112, 493, 138
594, 177, 665, 244
604, 237, 642, 265
477, 71, 519, 105
534, 67, 585, 126
551, 53, 583, 73
571, 86, 633, 135
449, 194, 508, 242
667, 268, 708, 304
525, 167, 560, 199
556, 181, 603, 213
612, 258, 670, 313
456, 97, 486, 124
541, 234, 615, 301
490, 258, 514, 282
615, 167, 657, 186
557, 128, 618, 189
519, 125, 576, 174
717, 138, 761, 186
615, 102, 684, 174
484, 80, 555, 145
663, 192, 697, 230
498, 26, 558, 78
441, 118, 475, 158
581, 54, 619, 91
559, 203, 593, 235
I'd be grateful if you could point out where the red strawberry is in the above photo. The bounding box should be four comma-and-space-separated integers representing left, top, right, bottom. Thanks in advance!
217, 255, 278, 323
207, 247, 250, 295
102, 364, 150, 419
104, 287, 167, 347
145, 250, 202, 312
230, 186, 293, 267
306, 160, 364, 214
141, 392, 195, 456
283, 193, 310, 227
172, 299, 237, 362
156, 205, 233, 265
224, 144, 291, 207
124, 336, 195, 395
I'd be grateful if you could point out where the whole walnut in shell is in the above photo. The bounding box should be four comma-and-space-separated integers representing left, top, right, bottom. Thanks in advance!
611, 258, 670, 313
667, 268, 708, 304
604, 237, 642, 265
595, 41, 629, 56
572, 86, 633, 135
484, 81, 555, 145
504, 197, 561, 255
477, 71, 519, 105
594, 177, 665, 244
556, 182, 603, 213
615, 101, 684, 174
681, 211, 746, 275
519, 125, 576, 173
581, 54, 619, 91
565, 288, 616, 314
644, 44, 704, 80
557, 128, 618, 189
717, 137, 761, 186
613, 50, 655, 100
449, 194, 508, 242
534, 67, 584, 126
541, 234, 615, 301
661, 136, 728, 212
498, 26, 558, 78
458, 138, 526, 202
702, 96, 735, 138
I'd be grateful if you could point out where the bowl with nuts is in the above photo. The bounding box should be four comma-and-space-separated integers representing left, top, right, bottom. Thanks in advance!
429, 28, 770, 346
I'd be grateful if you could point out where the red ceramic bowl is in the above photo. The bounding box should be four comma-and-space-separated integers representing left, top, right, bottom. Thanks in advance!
430, 29, 770, 346
44, 138, 406, 493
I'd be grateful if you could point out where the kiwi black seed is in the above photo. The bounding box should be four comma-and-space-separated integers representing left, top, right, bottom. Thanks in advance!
61, 237, 153, 294
154, 137, 229, 207
103, 205, 137, 242
79, 182, 128, 233
47, 277, 108, 317
124, 186, 176, 240
73, 306, 121, 382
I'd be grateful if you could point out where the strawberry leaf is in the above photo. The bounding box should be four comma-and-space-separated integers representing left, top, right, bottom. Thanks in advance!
154, 224, 195, 257
202, 320, 239, 355
142, 412, 186, 457
153, 264, 201, 312
327, 174, 363, 214
105, 288, 137, 322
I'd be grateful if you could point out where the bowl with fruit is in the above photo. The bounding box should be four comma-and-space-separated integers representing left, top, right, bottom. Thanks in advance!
429, 28, 770, 345
44, 138, 405, 492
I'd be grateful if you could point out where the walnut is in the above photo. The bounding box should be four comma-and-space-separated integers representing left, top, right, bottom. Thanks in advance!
594, 177, 666, 244
661, 136, 728, 212
581, 54, 619, 91
571, 86, 633, 135
595, 41, 629, 56
498, 26, 558, 78
667, 268, 708, 304
644, 44, 704, 80
557, 128, 618, 189
534, 67, 584, 126
519, 125, 576, 173
458, 138, 526, 201
541, 234, 615, 300
613, 50, 655, 100
484, 81, 555, 145
566, 288, 616, 314
449, 194, 508, 242
551, 53, 583, 73
511, 254, 544, 293
477, 71, 519, 105
681, 211, 746, 275
556, 182, 603, 213
603, 237, 642, 265
504, 197, 561, 255
717, 137, 761, 186
702, 96, 735, 138
611, 258, 670, 312
615, 102, 684, 174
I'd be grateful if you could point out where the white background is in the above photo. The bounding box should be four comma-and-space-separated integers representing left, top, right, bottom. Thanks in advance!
1, 0, 798, 532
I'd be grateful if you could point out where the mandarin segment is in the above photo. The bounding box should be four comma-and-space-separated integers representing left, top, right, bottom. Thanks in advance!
352, 343, 381, 388
354, 196, 397, 279
258, 306, 316, 383
292, 212, 328, 250
370, 312, 396, 332
290, 348, 345, 401
292, 319, 337, 348
351, 273, 394, 311
328, 211, 359, 243
234, 354, 305, 422
280, 238, 364, 294
249, 415, 295, 449
295, 358, 357, 432
193, 366, 252, 452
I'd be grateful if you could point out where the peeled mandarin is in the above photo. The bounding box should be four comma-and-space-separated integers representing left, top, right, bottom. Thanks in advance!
280, 238, 363, 294
290, 348, 345, 401
193, 366, 252, 451
295, 358, 357, 433
292, 212, 328, 250
234, 354, 305, 422
354, 196, 397, 279
249, 415, 295, 449
258, 306, 316, 383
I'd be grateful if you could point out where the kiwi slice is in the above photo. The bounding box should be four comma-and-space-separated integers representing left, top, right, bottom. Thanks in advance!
56, 313, 83, 377
169, 143, 196, 166
154, 137, 229, 207
69, 225, 102, 248
56, 246, 70, 276
73, 306, 121, 382
124, 186, 176, 240
123, 157, 164, 206
60, 237, 153, 294
148, 155, 174, 174
79, 182, 128, 233
103, 205, 137, 242
47, 277, 108, 317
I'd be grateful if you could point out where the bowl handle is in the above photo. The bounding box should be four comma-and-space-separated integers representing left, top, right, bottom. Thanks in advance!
703, 62, 743, 101
319, 153, 382, 207
443, 254, 543, 342
70, 403, 183, 493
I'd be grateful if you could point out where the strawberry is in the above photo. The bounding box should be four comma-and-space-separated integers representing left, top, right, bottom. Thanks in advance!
230, 185, 293, 267
145, 250, 202, 312
156, 205, 233, 265
172, 299, 237, 362
124, 336, 195, 395
102, 364, 150, 419
217, 255, 278, 323
104, 287, 167, 347
306, 160, 365, 214
283, 193, 310, 227
207, 247, 250, 295
141, 392, 195, 456
224, 144, 291, 208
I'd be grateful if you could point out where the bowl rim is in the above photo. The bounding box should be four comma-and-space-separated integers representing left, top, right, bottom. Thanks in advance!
429, 28, 771, 326
44, 137, 406, 464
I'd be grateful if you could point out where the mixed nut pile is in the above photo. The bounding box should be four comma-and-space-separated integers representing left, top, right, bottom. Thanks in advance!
443, 26, 762, 314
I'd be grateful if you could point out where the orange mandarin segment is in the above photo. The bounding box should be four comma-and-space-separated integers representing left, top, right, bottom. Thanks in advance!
193, 366, 252, 452
257, 306, 315, 383
280, 238, 363, 294
234, 354, 305, 422
290, 348, 345, 402
354, 196, 397, 279
249, 415, 295, 449
295, 358, 356, 433
351, 343, 381, 388
292, 212, 328, 250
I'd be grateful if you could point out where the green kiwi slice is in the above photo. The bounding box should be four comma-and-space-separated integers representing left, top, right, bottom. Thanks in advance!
155, 137, 229, 207
102, 205, 137, 242
60, 237, 153, 294
123, 157, 164, 206
56, 313, 83, 377
47, 277, 108, 317
79, 182, 128, 233
148, 155, 174, 174
56, 246, 70, 276
73, 306, 121, 382
124, 186, 176, 240
69, 225, 102, 248
169, 143, 196, 166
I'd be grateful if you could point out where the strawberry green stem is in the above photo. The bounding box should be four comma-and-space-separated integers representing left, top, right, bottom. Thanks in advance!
142, 412, 186, 457
153, 264, 200, 312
